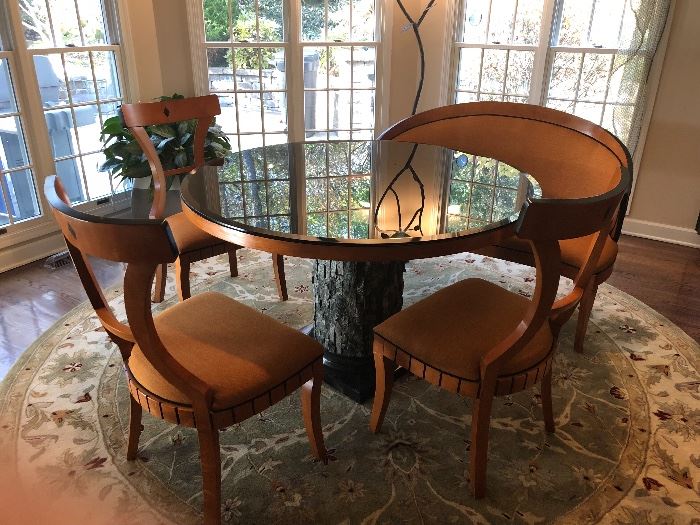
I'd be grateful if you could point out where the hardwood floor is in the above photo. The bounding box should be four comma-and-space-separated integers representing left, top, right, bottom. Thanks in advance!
0, 236, 698, 381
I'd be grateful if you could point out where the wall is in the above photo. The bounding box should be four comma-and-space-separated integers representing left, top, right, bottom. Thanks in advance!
152, 0, 195, 98
121, 0, 194, 101
624, 0, 700, 247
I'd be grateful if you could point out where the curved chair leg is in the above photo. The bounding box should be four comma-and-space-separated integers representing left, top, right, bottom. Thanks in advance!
272, 254, 288, 301
228, 248, 238, 277
175, 258, 191, 302
574, 279, 599, 353
540, 364, 555, 433
152, 263, 167, 303
126, 395, 143, 460
369, 351, 394, 434
469, 393, 495, 499
197, 423, 222, 525
301, 363, 328, 464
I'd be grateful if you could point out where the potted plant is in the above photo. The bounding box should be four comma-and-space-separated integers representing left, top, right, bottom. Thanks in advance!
99, 94, 232, 192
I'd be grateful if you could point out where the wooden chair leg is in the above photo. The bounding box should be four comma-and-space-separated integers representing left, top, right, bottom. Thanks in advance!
197, 424, 222, 525
175, 258, 191, 302
228, 248, 238, 277
540, 364, 555, 433
469, 394, 494, 499
574, 279, 599, 353
272, 253, 288, 301
301, 364, 328, 464
126, 395, 143, 461
369, 352, 394, 433
152, 263, 167, 303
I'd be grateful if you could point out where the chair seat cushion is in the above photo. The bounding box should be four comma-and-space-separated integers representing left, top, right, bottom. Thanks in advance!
497, 234, 618, 272
374, 278, 553, 382
128, 292, 324, 410
166, 212, 225, 253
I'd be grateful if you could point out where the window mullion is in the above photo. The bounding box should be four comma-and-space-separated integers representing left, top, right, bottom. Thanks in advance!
529, 0, 559, 105
286, 0, 304, 142
4, 0, 59, 220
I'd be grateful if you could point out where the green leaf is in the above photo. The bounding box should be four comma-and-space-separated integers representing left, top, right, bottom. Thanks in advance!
174, 150, 188, 168
148, 124, 177, 138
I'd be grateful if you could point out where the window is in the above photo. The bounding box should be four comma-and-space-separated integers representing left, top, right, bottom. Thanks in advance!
23, 0, 125, 204
201, 0, 380, 150
0, 24, 40, 227
0, 0, 126, 245
453, 0, 671, 152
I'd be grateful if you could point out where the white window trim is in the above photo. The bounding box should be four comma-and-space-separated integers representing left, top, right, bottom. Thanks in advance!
447, 0, 677, 215
185, 0, 388, 142
0, 0, 134, 270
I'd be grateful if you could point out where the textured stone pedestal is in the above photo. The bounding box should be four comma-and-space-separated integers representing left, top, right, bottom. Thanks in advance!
313, 260, 404, 402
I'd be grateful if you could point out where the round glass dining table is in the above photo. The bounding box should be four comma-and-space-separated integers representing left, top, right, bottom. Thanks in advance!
180, 140, 539, 401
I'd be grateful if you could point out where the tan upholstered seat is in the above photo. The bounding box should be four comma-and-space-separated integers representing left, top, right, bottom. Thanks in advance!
495, 234, 618, 273
375, 279, 553, 382
165, 212, 224, 253
128, 292, 324, 410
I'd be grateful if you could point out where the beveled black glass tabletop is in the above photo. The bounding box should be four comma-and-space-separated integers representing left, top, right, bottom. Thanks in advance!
180, 140, 539, 246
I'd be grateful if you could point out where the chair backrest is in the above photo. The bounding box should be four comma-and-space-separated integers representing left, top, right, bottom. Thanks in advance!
120, 94, 221, 219
44, 175, 177, 352
477, 168, 629, 380
45, 175, 205, 402
380, 102, 633, 239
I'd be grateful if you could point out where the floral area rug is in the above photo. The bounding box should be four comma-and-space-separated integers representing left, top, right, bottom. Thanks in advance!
1, 250, 699, 524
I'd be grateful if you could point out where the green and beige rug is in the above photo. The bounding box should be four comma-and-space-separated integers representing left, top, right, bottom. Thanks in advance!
1, 250, 699, 524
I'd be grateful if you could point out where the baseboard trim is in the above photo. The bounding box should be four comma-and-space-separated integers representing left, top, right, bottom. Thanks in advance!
622, 218, 700, 248
0, 231, 65, 273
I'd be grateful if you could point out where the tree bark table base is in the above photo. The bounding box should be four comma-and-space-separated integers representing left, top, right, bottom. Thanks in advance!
312, 260, 405, 403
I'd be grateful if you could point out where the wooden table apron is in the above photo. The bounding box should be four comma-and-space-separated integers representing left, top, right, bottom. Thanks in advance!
181, 202, 518, 402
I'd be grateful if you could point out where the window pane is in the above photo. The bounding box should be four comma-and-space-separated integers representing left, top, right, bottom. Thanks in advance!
352, 91, 374, 129
578, 53, 612, 102
76, 0, 109, 45
461, 0, 491, 43
556, 0, 595, 47
547, 52, 582, 100
588, 0, 627, 48
513, 0, 544, 45
92, 51, 121, 101
82, 151, 111, 199
0, 59, 18, 115
352, 47, 375, 88
505, 50, 534, 96
457, 48, 482, 92
2, 170, 40, 223
488, 0, 517, 44
48, 0, 82, 47
233, 0, 284, 43
22, 0, 55, 48
34, 55, 67, 108
55, 157, 86, 204
204, 0, 231, 41
0, 116, 30, 168
352, 0, 376, 41
65, 52, 96, 104
481, 49, 506, 93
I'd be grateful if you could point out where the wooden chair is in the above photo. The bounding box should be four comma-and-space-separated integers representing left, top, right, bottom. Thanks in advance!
44, 175, 326, 525
379, 102, 633, 353
369, 151, 630, 498
120, 95, 288, 303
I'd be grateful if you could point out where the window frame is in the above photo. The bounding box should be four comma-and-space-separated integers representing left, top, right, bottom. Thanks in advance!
0, 0, 132, 261
186, 0, 389, 144
448, 0, 675, 210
